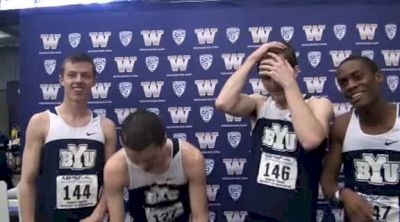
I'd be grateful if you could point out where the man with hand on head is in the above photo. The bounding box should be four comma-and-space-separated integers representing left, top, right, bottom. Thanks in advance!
215, 41, 333, 222
19, 53, 117, 222
321, 56, 400, 222
104, 109, 208, 222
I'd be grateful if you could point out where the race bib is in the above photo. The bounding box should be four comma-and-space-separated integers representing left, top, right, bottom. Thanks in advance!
145, 202, 184, 222
56, 174, 98, 209
257, 152, 298, 190
358, 192, 399, 222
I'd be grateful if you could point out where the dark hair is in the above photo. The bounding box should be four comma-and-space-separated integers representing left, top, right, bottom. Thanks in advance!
60, 53, 96, 76
259, 42, 298, 68
338, 55, 379, 74
121, 109, 166, 151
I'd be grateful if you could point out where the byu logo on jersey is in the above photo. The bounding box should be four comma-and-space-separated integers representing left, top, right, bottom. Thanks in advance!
173, 133, 187, 141
227, 132, 241, 148
172, 29, 186, 45
307, 51, 321, 68
205, 159, 215, 176
172, 81, 186, 97
145, 56, 159, 72
199, 54, 213, 70
385, 24, 397, 40
119, 82, 132, 98
93, 58, 106, 74
280, 26, 294, 42
59, 144, 96, 170
333, 24, 346, 41
209, 211, 216, 222
44, 59, 56, 75
354, 153, 400, 184
361, 50, 374, 60
228, 184, 242, 202
119, 31, 132, 47
200, 106, 214, 123
226, 27, 240, 44
387, 75, 399, 92
68, 33, 81, 48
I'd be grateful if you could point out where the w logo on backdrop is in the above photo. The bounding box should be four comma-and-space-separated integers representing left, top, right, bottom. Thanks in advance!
205, 159, 215, 176
199, 54, 213, 70
200, 106, 214, 123
228, 184, 242, 201
333, 24, 346, 41
226, 27, 240, 44
172, 81, 186, 97
93, 58, 106, 74
119, 82, 132, 98
387, 75, 399, 92
145, 56, 159, 72
308, 51, 321, 68
44, 59, 56, 75
119, 31, 132, 47
280, 26, 294, 42
227, 132, 241, 148
172, 29, 186, 45
68, 33, 81, 48
209, 212, 216, 222
385, 24, 397, 40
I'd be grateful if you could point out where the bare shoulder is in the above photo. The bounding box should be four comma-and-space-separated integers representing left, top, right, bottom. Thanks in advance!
331, 112, 352, 140
249, 94, 268, 106
100, 117, 116, 131
104, 149, 128, 185
307, 96, 333, 107
180, 140, 205, 168
27, 111, 49, 135
249, 94, 268, 117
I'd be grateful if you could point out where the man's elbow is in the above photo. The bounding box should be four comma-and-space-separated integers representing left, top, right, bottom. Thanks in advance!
215, 97, 232, 113
300, 134, 326, 151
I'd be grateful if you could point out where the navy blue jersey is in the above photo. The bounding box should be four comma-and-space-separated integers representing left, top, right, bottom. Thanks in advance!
342, 104, 400, 221
245, 96, 326, 222
126, 139, 191, 222
35, 108, 105, 222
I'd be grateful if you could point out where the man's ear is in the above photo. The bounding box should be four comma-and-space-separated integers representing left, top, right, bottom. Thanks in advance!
59, 74, 64, 86
376, 71, 384, 83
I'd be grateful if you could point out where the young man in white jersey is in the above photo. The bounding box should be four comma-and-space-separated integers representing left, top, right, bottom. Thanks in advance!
19, 53, 117, 222
321, 56, 400, 222
104, 109, 208, 222
215, 41, 333, 221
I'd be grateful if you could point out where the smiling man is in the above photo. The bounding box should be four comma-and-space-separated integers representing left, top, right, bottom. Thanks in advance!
19, 53, 117, 222
321, 56, 400, 221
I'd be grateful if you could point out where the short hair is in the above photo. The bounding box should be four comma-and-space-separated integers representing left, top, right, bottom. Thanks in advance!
338, 55, 379, 74
60, 53, 96, 76
260, 42, 298, 68
121, 109, 166, 151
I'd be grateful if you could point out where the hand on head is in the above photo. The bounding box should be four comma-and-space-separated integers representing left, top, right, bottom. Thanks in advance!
258, 52, 297, 88
247, 41, 286, 62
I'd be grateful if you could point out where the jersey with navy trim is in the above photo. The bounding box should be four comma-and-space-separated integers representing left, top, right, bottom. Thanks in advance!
342, 104, 400, 222
245, 96, 326, 222
35, 107, 105, 222
125, 139, 191, 222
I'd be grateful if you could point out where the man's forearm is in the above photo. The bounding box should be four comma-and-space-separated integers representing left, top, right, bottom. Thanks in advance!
19, 181, 36, 222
